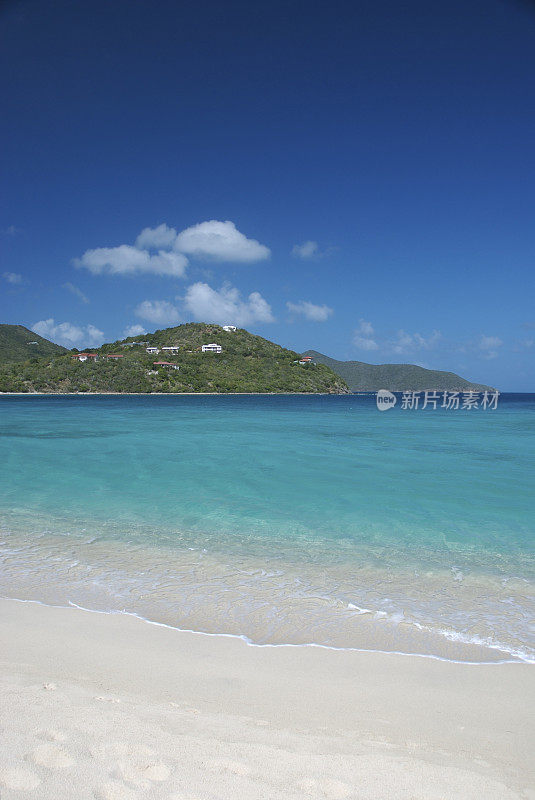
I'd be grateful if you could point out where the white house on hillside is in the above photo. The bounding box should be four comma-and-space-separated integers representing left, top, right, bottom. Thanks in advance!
72, 353, 98, 362
202, 343, 222, 353
222, 325, 237, 332
146, 346, 160, 355
161, 346, 180, 354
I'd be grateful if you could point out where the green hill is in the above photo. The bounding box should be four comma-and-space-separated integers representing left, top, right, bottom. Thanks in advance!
0, 323, 348, 394
0, 324, 68, 363
303, 350, 495, 392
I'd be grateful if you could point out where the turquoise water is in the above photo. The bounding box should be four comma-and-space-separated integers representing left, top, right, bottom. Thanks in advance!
1, 394, 534, 662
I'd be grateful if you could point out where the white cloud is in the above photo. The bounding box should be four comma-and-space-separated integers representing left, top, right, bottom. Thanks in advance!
292, 241, 319, 259
32, 319, 105, 348
291, 240, 335, 259
353, 319, 379, 351
63, 282, 89, 304
286, 300, 333, 322
135, 300, 181, 326
184, 282, 274, 326
358, 320, 374, 337
354, 336, 379, 351
122, 324, 146, 338
479, 335, 502, 350
2, 225, 21, 236
2, 271, 23, 284
479, 334, 503, 360
75, 245, 188, 278
352, 322, 442, 355
86, 324, 104, 343
74, 219, 270, 280
175, 220, 270, 263
135, 224, 177, 250
390, 329, 442, 355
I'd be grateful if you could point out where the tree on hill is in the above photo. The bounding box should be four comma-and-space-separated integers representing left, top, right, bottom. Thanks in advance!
0, 323, 349, 394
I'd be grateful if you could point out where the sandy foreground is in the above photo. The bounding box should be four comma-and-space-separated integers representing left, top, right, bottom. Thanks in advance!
0, 599, 533, 800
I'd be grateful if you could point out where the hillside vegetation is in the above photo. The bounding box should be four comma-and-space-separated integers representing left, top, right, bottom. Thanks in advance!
304, 350, 495, 392
0, 324, 68, 363
0, 324, 348, 394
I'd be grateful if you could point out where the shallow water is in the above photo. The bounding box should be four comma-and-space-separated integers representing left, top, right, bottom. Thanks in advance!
1, 393, 534, 662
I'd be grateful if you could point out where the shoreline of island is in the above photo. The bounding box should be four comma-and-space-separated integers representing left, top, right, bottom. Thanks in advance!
0, 390, 355, 396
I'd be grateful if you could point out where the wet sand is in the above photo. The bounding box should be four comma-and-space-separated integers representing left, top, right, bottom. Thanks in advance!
0, 598, 533, 799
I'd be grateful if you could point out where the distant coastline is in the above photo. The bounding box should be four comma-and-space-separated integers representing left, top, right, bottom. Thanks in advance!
1, 391, 353, 396
1, 323, 495, 394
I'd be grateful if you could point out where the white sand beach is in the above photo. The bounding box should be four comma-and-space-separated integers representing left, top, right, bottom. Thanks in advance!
0, 598, 533, 799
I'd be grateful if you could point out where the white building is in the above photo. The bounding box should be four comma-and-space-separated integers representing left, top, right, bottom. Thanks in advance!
71, 353, 98, 362
222, 325, 237, 332
202, 343, 222, 353
161, 346, 180, 354
146, 346, 160, 355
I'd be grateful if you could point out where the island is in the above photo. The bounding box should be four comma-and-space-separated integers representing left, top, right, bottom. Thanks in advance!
0, 323, 348, 394
0, 323, 494, 394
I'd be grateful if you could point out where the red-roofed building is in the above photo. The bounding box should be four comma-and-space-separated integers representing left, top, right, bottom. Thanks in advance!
153, 361, 180, 370
104, 354, 123, 360
72, 353, 98, 362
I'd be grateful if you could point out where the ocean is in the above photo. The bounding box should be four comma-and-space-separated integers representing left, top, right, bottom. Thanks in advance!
1, 393, 534, 663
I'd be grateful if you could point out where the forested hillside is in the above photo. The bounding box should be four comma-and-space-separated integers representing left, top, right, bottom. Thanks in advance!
0, 323, 348, 394
304, 350, 495, 392
0, 324, 68, 364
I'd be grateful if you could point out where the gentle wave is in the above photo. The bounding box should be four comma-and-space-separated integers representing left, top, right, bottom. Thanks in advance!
2, 527, 534, 664
2, 596, 530, 666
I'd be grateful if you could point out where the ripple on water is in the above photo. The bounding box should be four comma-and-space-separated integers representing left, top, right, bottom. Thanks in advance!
1, 524, 534, 664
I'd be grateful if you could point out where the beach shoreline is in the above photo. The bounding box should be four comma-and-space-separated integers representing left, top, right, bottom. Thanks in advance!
0, 598, 533, 799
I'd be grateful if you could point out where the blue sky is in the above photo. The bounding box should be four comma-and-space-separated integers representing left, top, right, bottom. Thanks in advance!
1, 0, 534, 390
